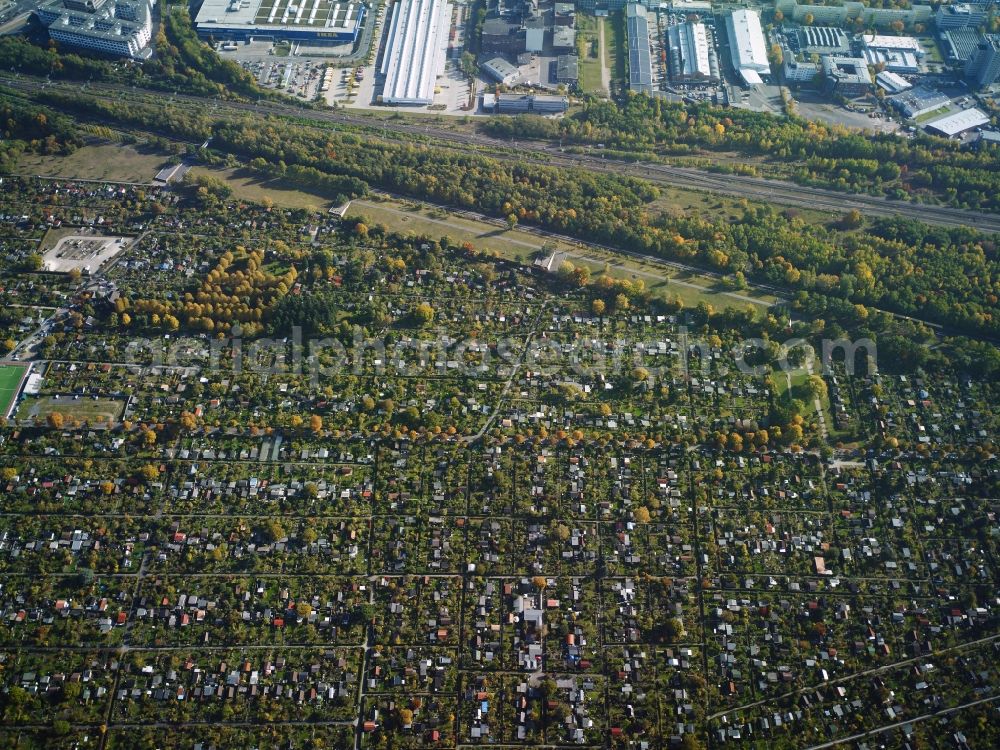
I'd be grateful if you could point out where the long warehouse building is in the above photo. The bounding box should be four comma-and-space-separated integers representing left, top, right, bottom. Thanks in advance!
726, 8, 769, 86
626, 3, 653, 94
380, 0, 449, 106
195, 0, 365, 45
667, 21, 719, 81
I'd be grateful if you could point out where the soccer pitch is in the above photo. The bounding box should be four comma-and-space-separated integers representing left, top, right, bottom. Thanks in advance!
0, 364, 27, 417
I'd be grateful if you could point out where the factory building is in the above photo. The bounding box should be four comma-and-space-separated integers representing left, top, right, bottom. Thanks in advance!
797, 26, 850, 55
35, 0, 153, 59
481, 17, 524, 57
966, 36, 1000, 87
555, 54, 578, 85
626, 3, 653, 94
940, 28, 987, 64
483, 92, 568, 114
380, 0, 449, 105
194, 0, 365, 45
726, 9, 769, 86
666, 21, 719, 81
860, 33, 924, 73
821, 55, 872, 96
925, 107, 990, 138
875, 70, 912, 94
889, 85, 951, 119
481, 56, 520, 85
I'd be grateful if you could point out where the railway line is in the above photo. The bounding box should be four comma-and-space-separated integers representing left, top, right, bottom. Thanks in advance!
7, 76, 1000, 231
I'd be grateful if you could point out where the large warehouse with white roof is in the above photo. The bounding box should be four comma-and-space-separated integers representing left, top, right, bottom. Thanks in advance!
666, 21, 719, 81
379, 0, 450, 106
725, 8, 769, 86
194, 0, 365, 44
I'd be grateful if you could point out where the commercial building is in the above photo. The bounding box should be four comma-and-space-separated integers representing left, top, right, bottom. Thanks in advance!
555, 54, 578, 85
966, 36, 1000, 87
783, 54, 819, 84
481, 56, 520, 85
797, 26, 849, 54
194, 0, 365, 45
35, 0, 153, 60
821, 55, 872, 96
626, 3, 653, 94
667, 21, 719, 81
875, 70, 912, 94
726, 9, 769, 86
489, 92, 568, 114
380, 0, 449, 105
889, 85, 951, 118
935, 3, 986, 30
554, 2, 573, 26
925, 107, 990, 137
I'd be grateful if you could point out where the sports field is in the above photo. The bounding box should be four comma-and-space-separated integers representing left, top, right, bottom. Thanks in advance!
0, 365, 27, 417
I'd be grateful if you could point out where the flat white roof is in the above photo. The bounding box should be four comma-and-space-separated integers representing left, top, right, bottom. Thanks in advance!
876, 70, 911, 92
668, 22, 711, 77
926, 107, 990, 137
196, 0, 363, 32
862, 34, 922, 53
740, 68, 762, 85
380, 0, 449, 105
727, 9, 768, 73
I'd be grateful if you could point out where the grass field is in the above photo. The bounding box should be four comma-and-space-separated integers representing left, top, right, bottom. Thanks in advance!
18, 396, 125, 426
15, 143, 170, 183
0, 365, 27, 418
576, 14, 606, 95
346, 197, 778, 311
189, 167, 334, 211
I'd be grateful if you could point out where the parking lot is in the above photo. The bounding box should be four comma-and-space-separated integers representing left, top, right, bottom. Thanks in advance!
41, 234, 132, 274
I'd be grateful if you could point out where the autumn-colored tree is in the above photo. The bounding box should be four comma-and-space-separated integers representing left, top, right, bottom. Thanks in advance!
310, 414, 323, 433
46, 412, 65, 429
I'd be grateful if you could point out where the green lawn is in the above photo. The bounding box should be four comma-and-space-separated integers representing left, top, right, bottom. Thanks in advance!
188, 167, 333, 211
0, 364, 27, 418
16, 143, 170, 184
18, 396, 125, 426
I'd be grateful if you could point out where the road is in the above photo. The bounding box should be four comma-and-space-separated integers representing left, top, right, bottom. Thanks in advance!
6, 76, 1000, 233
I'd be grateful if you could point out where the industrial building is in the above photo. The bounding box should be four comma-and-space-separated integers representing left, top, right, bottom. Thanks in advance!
666, 21, 719, 82
481, 17, 523, 57
524, 14, 545, 52
194, 0, 365, 45
552, 25, 575, 52
783, 54, 818, 84
821, 55, 872, 96
481, 56, 520, 85
726, 9, 769, 86
555, 54, 578, 85
626, 3, 653, 94
380, 0, 449, 105
35, 0, 153, 59
875, 70, 912, 94
860, 33, 924, 73
483, 92, 568, 114
890, 85, 951, 119
935, 3, 986, 30
925, 107, 990, 138
966, 36, 1000, 87
797, 26, 850, 54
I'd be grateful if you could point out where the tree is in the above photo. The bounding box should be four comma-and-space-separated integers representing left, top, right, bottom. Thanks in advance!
46, 412, 65, 429
179, 411, 197, 431
591, 298, 605, 316
411, 302, 435, 326
140, 464, 159, 481
143, 428, 157, 446
310, 414, 324, 434
634, 506, 652, 523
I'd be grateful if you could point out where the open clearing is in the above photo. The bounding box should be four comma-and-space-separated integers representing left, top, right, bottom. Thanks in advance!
189, 167, 336, 211
18, 396, 125, 426
0, 364, 27, 418
346, 197, 777, 311
15, 143, 170, 184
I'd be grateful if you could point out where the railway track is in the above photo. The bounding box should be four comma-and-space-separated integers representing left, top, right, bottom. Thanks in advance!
8, 76, 1000, 232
